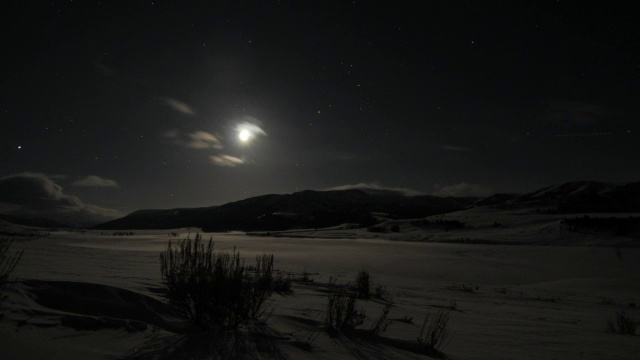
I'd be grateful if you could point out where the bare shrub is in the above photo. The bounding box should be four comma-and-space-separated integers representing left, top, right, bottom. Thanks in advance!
159, 234, 274, 332
248, 253, 275, 320
324, 277, 366, 331
0, 237, 23, 302
417, 310, 452, 350
607, 311, 637, 335
374, 283, 388, 300
324, 277, 394, 337
354, 270, 370, 299
273, 271, 292, 293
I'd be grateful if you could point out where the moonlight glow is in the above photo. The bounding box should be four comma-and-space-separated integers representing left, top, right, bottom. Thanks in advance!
235, 120, 266, 145
239, 129, 251, 142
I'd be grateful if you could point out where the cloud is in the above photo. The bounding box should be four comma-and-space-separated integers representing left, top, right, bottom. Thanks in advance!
325, 183, 423, 196
439, 145, 471, 152
162, 97, 196, 115
166, 130, 238, 166
165, 116, 266, 167
164, 129, 223, 149
72, 175, 119, 187
0, 173, 123, 226
432, 182, 493, 197
210, 155, 245, 167
0, 173, 81, 207
187, 131, 223, 149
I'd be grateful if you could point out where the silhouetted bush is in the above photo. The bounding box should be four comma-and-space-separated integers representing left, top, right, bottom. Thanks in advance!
354, 270, 370, 299
607, 311, 637, 335
324, 277, 366, 331
374, 283, 390, 301
0, 237, 23, 303
417, 310, 452, 350
324, 276, 396, 338
273, 271, 292, 293
159, 234, 274, 332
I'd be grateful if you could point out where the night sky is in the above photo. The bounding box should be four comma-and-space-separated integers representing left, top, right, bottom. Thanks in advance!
2, 1, 639, 224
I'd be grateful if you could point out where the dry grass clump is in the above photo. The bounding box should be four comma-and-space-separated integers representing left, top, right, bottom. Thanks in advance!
324, 277, 366, 331
159, 234, 274, 332
273, 271, 293, 293
417, 310, 452, 350
324, 276, 393, 337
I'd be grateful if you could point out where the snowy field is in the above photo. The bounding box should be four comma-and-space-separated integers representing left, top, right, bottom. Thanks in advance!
1, 230, 639, 359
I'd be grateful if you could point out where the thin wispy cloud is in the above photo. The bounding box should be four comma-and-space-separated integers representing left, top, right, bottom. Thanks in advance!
164, 116, 266, 167
162, 97, 196, 115
72, 175, 119, 187
166, 129, 238, 166
210, 155, 245, 167
4, 172, 67, 181
325, 183, 423, 196
187, 131, 223, 149
164, 130, 223, 150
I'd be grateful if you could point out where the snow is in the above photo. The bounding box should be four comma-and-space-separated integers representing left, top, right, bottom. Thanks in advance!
1, 228, 639, 359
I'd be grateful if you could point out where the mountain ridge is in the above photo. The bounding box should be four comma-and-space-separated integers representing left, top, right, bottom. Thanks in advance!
3, 181, 639, 230
488, 180, 640, 213
94, 189, 475, 231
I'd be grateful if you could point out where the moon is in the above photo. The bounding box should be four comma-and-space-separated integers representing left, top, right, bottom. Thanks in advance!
238, 129, 251, 142
235, 119, 266, 144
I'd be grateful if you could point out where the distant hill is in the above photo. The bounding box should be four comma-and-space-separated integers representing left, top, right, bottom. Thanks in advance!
0, 213, 69, 228
94, 189, 476, 231
475, 193, 520, 206
477, 181, 640, 213
13, 181, 638, 231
